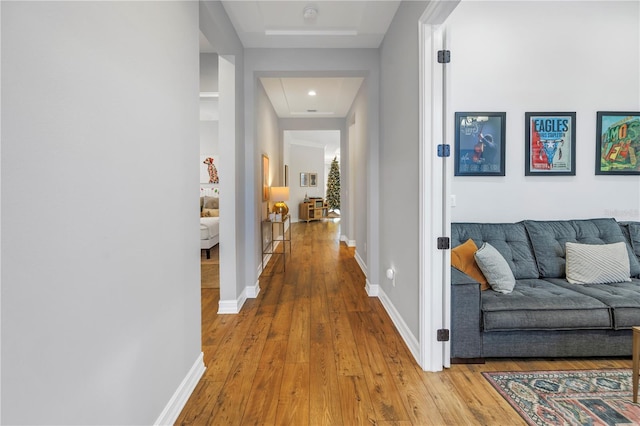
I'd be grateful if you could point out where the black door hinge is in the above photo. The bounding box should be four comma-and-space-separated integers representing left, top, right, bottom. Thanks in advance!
437, 50, 451, 64
437, 144, 450, 157
437, 237, 450, 250
437, 329, 450, 342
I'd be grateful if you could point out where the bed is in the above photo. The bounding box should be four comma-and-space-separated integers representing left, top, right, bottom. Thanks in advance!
200, 217, 219, 258
200, 195, 220, 259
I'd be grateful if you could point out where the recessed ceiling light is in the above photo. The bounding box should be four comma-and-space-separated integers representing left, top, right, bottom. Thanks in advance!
308, 90, 317, 96
303, 6, 318, 21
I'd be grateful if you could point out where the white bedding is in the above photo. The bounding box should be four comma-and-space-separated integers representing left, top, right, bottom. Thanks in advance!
200, 217, 220, 240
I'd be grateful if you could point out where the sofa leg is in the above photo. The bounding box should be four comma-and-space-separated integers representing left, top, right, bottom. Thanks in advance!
451, 357, 485, 365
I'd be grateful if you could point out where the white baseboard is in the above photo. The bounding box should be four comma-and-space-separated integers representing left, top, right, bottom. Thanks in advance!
365, 279, 379, 296
154, 352, 206, 425
354, 250, 367, 277
218, 290, 247, 314
246, 280, 261, 299
340, 235, 356, 247
377, 287, 420, 364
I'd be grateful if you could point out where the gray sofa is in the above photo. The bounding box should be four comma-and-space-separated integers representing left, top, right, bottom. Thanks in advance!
451, 218, 640, 362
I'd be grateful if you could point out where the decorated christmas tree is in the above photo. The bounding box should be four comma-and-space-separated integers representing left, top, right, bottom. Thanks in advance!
325, 156, 340, 211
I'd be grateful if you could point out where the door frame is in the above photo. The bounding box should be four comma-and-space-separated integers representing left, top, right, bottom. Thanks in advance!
418, 1, 460, 372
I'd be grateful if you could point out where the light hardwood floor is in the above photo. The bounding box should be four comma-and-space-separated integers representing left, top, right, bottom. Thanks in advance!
176, 220, 631, 425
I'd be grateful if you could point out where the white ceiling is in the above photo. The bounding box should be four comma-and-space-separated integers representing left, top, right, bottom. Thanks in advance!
201, 0, 396, 156
219, 1, 401, 49
260, 77, 364, 118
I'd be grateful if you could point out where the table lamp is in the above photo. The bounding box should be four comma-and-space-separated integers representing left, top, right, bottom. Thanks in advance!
270, 186, 290, 217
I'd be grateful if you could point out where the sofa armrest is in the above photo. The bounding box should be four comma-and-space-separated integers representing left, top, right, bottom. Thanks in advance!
450, 268, 483, 360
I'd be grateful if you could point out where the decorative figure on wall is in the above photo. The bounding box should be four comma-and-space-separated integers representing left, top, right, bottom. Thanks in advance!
203, 157, 219, 184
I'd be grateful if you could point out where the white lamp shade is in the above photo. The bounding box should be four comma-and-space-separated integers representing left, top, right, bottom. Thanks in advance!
270, 186, 290, 201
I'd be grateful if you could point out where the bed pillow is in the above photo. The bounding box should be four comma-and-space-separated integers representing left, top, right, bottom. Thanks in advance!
474, 242, 516, 294
451, 239, 490, 290
203, 196, 219, 209
565, 241, 631, 284
201, 208, 219, 217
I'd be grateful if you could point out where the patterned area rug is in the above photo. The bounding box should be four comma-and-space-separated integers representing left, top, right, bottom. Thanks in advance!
483, 369, 640, 426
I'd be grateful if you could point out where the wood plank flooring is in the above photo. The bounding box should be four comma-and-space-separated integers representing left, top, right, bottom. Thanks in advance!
176, 219, 632, 425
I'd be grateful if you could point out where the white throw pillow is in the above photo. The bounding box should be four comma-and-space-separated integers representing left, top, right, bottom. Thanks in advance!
474, 242, 516, 294
565, 241, 631, 284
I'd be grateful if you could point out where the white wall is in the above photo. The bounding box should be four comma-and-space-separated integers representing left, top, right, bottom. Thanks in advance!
290, 144, 326, 222
447, 0, 640, 223
255, 80, 281, 270
1, 2, 201, 424
379, 1, 429, 339
346, 81, 370, 265
199, 53, 219, 93
200, 1, 246, 306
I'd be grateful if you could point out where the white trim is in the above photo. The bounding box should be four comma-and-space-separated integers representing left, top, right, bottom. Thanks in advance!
377, 286, 420, 364
154, 352, 206, 426
246, 280, 261, 299
354, 249, 367, 277
347, 239, 356, 247
218, 291, 247, 314
418, 1, 460, 372
340, 234, 347, 243
364, 279, 378, 297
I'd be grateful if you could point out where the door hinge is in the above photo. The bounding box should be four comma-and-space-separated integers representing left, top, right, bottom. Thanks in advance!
437, 50, 451, 64
437, 144, 450, 157
437, 237, 450, 250
437, 329, 450, 342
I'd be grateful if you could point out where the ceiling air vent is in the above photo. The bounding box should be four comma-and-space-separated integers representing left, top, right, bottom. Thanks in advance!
307, 109, 317, 113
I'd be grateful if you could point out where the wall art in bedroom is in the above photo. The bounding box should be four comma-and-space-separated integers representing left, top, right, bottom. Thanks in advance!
200, 155, 220, 184
454, 112, 506, 176
525, 112, 576, 176
595, 111, 640, 175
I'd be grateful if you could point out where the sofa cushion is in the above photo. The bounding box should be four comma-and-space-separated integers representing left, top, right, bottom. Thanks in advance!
481, 279, 612, 331
620, 222, 640, 266
565, 241, 631, 284
524, 218, 640, 278
547, 278, 640, 329
451, 239, 490, 290
475, 242, 515, 293
451, 223, 539, 280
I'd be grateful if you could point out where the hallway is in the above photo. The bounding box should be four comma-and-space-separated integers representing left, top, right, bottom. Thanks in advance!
175, 220, 630, 425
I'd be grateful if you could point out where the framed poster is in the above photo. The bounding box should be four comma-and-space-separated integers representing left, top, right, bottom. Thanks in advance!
525, 112, 576, 176
454, 112, 506, 176
300, 172, 309, 187
200, 155, 219, 184
309, 173, 318, 187
596, 111, 640, 175
262, 154, 269, 201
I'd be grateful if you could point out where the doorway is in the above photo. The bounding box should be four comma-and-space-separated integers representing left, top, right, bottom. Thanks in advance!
283, 129, 340, 224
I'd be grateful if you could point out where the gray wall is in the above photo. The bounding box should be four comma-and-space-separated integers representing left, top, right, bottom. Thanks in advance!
1, 2, 201, 424
379, 1, 429, 339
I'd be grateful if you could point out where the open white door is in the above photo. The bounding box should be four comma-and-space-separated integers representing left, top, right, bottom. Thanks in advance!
418, 1, 458, 371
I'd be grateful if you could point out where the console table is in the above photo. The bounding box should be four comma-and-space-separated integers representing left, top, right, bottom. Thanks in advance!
261, 214, 291, 273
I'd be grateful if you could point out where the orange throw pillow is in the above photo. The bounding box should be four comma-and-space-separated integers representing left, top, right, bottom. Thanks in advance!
451, 239, 490, 290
